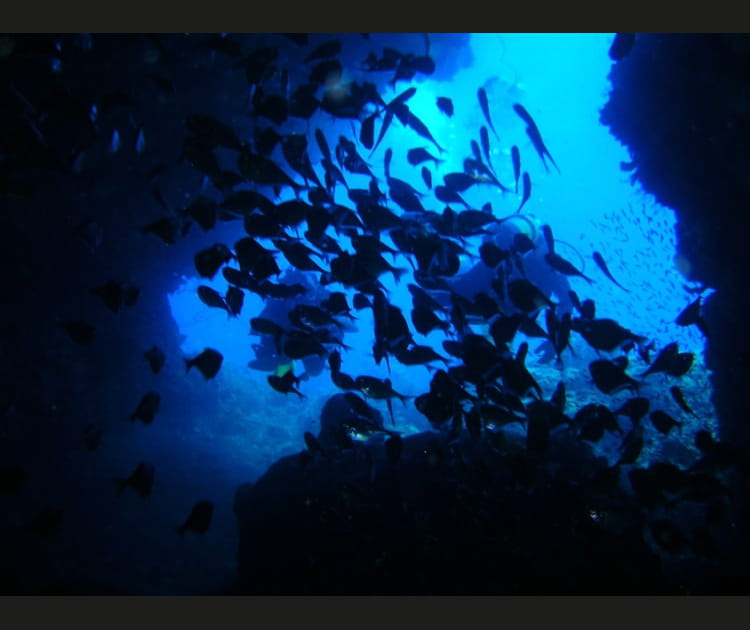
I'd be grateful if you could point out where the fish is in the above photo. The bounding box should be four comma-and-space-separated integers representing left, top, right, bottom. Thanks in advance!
130, 391, 160, 424
26, 507, 63, 538
544, 252, 594, 284
177, 500, 214, 536
609, 33, 636, 61
140, 216, 180, 245
436, 96, 453, 117
507, 279, 555, 312
359, 110, 377, 150
0, 465, 26, 494
197, 286, 229, 313
517, 172, 531, 213
570, 318, 647, 353
613, 397, 650, 424
186, 114, 242, 150
511, 146, 521, 193
407, 147, 442, 166
268, 366, 304, 398
670, 385, 695, 416
675, 296, 710, 338
421, 166, 432, 189
304, 39, 341, 63
83, 423, 102, 451
589, 359, 639, 395
616, 425, 645, 466
115, 461, 155, 498
225, 286, 244, 317
477, 87, 498, 140
649, 410, 682, 436
184, 348, 224, 380
592, 251, 630, 292
58, 320, 95, 345
512, 103, 560, 174
144, 345, 166, 374
641, 342, 679, 377
479, 125, 493, 171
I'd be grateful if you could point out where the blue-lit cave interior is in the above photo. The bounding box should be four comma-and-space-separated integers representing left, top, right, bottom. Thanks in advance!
1, 33, 749, 594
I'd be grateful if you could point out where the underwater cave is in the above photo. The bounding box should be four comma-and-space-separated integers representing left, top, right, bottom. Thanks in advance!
1, 33, 747, 595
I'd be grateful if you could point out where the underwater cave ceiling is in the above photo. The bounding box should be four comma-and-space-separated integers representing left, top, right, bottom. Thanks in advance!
601, 33, 750, 452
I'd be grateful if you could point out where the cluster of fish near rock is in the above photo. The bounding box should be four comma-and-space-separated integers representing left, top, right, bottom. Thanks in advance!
7, 34, 742, 564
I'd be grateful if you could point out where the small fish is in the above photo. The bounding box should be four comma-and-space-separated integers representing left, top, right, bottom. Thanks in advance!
268, 368, 304, 398
421, 166, 432, 189
479, 125, 493, 171
407, 147, 441, 166
649, 410, 682, 436
184, 348, 223, 380
130, 391, 160, 424
140, 216, 179, 245
26, 507, 63, 538
541, 224, 555, 254
177, 500, 214, 535
675, 296, 710, 338
115, 461, 155, 497
304, 39, 341, 64
592, 251, 630, 292
194, 243, 233, 279
436, 96, 453, 117
589, 359, 639, 395
109, 129, 120, 153
511, 146, 520, 193
135, 127, 145, 153
83, 423, 102, 451
512, 103, 560, 174
58, 320, 95, 345
0, 465, 26, 494
197, 285, 228, 313
517, 172, 531, 213
545, 252, 594, 284
477, 87, 498, 140
670, 385, 695, 416
360, 110, 377, 150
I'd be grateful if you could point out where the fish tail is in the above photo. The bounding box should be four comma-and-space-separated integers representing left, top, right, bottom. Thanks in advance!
113, 478, 126, 495
183, 358, 192, 373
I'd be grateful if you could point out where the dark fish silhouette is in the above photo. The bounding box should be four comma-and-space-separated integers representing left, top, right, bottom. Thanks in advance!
115, 461, 155, 497
0, 465, 26, 494
436, 96, 453, 117
513, 103, 560, 174
517, 172, 531, 213
83, 423, 102, 451
589, 359, 639, 395
477, 87, 498, 140
593, 251, 630, 292
670, 385, 695, 416
130, 391, 161, 424
649, 410, 682, 436
58, 320, 95, 345
185, 348, 223, 380
511, 145, 521, 193
27, 507, 63, 538
178, 500, 214, 536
